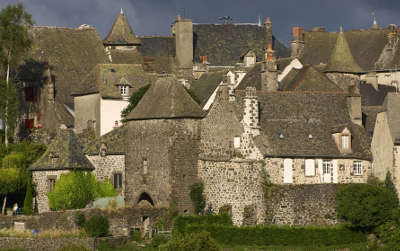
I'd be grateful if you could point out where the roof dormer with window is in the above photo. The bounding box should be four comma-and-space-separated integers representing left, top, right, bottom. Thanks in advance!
332, 127, 352, 153
116, 77, 132, 101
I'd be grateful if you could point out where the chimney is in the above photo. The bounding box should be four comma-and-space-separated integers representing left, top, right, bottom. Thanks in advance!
347, 94, 362, 126
243, 87, 260, 136
264, 17, 272, 49
291, 26, 305, 58
261, 43, 278, 91
173, 16, 193, 70
201, 55, 208, 64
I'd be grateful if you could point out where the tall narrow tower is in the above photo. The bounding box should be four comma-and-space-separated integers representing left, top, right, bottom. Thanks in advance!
172, 15, 193, 70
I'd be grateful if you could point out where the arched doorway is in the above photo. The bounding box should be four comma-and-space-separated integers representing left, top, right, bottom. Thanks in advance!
137, 192, 154, 207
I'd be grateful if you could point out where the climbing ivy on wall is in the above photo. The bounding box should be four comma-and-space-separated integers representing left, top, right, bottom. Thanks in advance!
120, 84, 151, 122
190, 182, 206, 214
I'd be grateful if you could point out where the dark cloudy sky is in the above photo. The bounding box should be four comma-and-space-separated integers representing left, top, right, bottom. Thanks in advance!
1, 0, 400, 45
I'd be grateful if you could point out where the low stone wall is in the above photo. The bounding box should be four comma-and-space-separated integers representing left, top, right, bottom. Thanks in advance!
0, 206, 167, 236
265, 184, 341, 226
0, 236, 129, 251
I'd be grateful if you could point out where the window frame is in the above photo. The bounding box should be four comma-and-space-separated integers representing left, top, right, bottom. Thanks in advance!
113, 173, 123, 189
119, 85, 129, 95
341, 135, 349, 150
322, 160, 331, 174
353, 161, 363, 176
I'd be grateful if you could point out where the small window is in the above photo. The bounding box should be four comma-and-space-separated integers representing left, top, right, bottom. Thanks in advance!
24, 119, 34, 129
113, 173, 122, 189
48, 178, 56, 192
120, 85, 128, 95
323, 160, 331, 174
233, 137, 241, 148
143, 159, 148, 174
353, 161, 362, 176
25, 87, 36, 102
305, 159, 315, 176
341, 135, 349, 150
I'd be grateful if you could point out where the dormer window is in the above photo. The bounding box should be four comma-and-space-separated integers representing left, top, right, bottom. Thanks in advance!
120, 85, 129, 95
333, 127, 352, 153
341, 135, 349, 150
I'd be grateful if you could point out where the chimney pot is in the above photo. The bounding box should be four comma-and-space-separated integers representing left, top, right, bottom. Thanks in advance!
177, 15, 181, 21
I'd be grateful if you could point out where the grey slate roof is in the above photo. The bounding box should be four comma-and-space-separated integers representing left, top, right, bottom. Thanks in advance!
190, 70, 227, 107
126, 76, 204, 120
103, 11, 141, 45
193, 24, 290, 66
83, 126, 127, 155
29, 128, 94, 171
360, 83, 396, 106
250, 92, 372, 160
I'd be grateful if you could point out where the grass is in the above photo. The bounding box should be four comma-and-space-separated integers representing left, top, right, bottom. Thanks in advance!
0, 228, 87, 239
222, 243, 369, 251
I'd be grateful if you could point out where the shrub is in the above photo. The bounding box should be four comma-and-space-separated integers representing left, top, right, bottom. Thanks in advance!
49, 171, 117, 210
184, 224, 366, 246
84, 215, 109, 237
22, 178, 33, 215
385, 171, 398, 201
160, 231, 222, 251
130, 230, 141, 242
74, 212, 86, 228
189, 182, 206, 214
148, 234, 169, 248
173, 214, 232, 235
57, 245, 90, 251
336, 183, 398, 231
376, 221, 400, 250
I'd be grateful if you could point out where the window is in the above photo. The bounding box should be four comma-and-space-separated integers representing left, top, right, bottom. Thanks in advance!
143, 159, 148, 174
48, 178, 56, 192
120, 85, 128, 95
341, 135, 349, 150
24, 119, 34, 129
353, 161, 363, 175
25, 87, 36, 102
233, 137, 241, 148
305, 159, 315, 176
323, 160, 331, 174
113, 173, 122, 189
283, 159, 293, 183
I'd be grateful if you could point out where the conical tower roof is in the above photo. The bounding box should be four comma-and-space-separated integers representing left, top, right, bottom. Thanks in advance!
29, 128, 94, 171
126, 77, 204, 121
324, 27, 363, 73
103, 9, 141, 46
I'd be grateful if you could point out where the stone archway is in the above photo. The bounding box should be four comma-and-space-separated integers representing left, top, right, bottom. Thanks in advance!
137, 192, 155, 207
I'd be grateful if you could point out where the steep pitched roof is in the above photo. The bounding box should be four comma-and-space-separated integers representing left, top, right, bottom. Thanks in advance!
138, 36, 176, 73
191, 70, 227, 107
362, 105, 384, 136
29, 128, 94, 171
300, 28, 388, 71
126, 76, 204, 120
193, 24, 290, 66
324, 29, 364, 73
236, 63, 262, 90
103, 11, 141, 45
83, 126, 127, 155
280, 65, 342, 91
250, 92, 371, 160
72, 64, 156, 98
108, 49, 143, 64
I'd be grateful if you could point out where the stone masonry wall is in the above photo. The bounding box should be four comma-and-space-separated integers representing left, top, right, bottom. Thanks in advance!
198, 159, 265, 225
87, 154, 125, 196
264, 184, 341, 225
266, 158, 370, 184
32, 170, 70, 213
393, 145, 400, 201
0, 237, 95, 251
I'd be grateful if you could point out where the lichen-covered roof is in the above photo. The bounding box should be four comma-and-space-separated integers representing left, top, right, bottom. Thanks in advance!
29, 128, 94, 171
362, 105, 384, 136
127, 76, 204, 120
324, 30, 363, 73
300, 28, 389, 71
236, 63, 262, 90
108, 49, 143, 64
250, 92, 371, 160
72, 64, 156, 98
191, 70, 227, 107
360, 83, 396, 106
138, 36, 176, 74
193, 24, 290, 66
83, 126, 127, 155
103, 12, 141, 45
280, 65, 342, 91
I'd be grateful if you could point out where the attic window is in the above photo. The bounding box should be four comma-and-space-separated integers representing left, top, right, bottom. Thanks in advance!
308, 134, 313, 139
233, 137, 241, 148
279, 133, 284, 139
341, 135, 349, 150
120, 85, 129, 95
110, 68, 116, 73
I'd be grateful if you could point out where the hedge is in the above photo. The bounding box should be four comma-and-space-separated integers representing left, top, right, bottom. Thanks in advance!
184, 224, 366, 246
173, 214, 232, 234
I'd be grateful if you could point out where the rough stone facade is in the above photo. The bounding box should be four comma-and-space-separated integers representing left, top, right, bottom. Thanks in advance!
32, 170, 70, 213
372, 112, 393, 181
0, 237, 96, 251
266, 158, 370, 185
87, 154, 125, 196
198, 159, 265, 225
326, 73, 361, 92
393, 145, 400, 200
125, 119, 200, 213
264, 184, 340, 225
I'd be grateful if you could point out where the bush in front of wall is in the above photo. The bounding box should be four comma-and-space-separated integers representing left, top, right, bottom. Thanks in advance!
189, 182, 206, 214
74, 212, 86, 228
84, 215, 109, 237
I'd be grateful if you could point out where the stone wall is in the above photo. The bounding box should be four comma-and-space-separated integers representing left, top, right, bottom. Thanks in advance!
32, 170, 70, 213
326, 73, 360, 92
266, 157, 370, 184
198, 159, 265, 225
0, 207, 167, 237
264, 184, 341, 225
125, 118, 200, 213
87, 154, 125, 196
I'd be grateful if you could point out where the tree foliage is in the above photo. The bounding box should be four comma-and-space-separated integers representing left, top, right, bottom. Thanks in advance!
48, 171, 117, 210
23, 178, 33, 215
190, 182, 206, 214
337, 183, 398, 231
84, 215, 109, 237
121, 84, 150, 122
160, 231, 222, 251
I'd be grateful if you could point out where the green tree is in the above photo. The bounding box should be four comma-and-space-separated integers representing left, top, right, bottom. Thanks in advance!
0, 167, 24, 214
23, 177, 33, 215
121, 84, 150, 122
337, 183, 398, 231
48, 171, 117, 210
0, 3, 34, 146
190, 182, 206, 214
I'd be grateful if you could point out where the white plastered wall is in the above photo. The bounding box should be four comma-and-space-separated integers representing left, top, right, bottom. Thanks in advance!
100, 98, 129, 136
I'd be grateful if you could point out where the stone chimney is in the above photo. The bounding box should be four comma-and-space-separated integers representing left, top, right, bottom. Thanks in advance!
261, 43, 278, 91
347, 94, 362, 126
243, 87, 260, 136
264, 17, 272, 49
172, 15, 193, 70
290, 26, 305, 58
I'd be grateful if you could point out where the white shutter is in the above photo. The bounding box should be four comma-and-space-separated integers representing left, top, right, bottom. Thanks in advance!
283, 159, 293, 184
332, 160, 338, 183
305, 159, 315, 176
234, 137, 241, 148
318, 159, 323, 183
